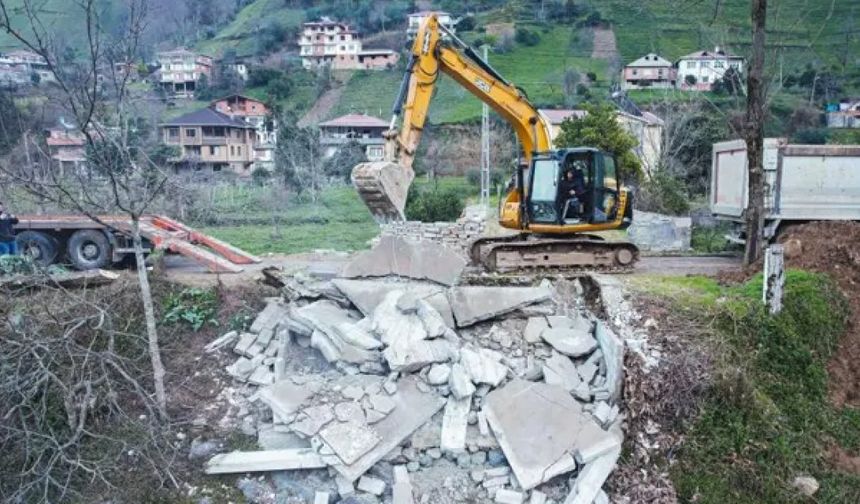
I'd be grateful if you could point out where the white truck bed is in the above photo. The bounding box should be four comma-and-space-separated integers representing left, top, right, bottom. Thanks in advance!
710, 138, 860, 226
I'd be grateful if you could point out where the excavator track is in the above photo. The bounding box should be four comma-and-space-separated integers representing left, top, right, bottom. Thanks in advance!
468, 234, 640, 276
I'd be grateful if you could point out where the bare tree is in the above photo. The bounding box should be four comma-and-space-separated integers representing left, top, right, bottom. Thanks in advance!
0, 0, 171, 417
274, 115, 325, 203
743, 0, 767, 265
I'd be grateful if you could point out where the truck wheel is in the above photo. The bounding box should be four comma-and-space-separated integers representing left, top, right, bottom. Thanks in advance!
16, 231, 60, 267
67, 230, 111, 270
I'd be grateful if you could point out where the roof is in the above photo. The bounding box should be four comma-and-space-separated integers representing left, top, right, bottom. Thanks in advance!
358, 49, 397, 56
538, 109, 587, 125
319, 114, 388, 128
210, 94, 267, 105
625, 53, 672, 68
678, 48, 743, 61
409, 10, 451, 16
161, 108, 254, 128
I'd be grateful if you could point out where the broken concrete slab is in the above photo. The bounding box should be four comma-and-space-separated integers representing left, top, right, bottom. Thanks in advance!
205, 448, 326, 474
205, 330, 238, 353
542, 352, 583, 393
225, 357, 255, 381
426, 363, 452, 385
335, 402, 366, 423
495, 489, 525, 504
540, 327, 598, 358
247, 366, 274, 386
383, 338, 458, 373
392, 465, 414, 504
523, 317, 549, 344
369, 394, 396, 415
449, 286, 553, 327
460, 347, 508, 387
483, 380, 611, 490
529, 490, 547, 504
328, 377, 446, 482
356, 475, 386, 496
296, 301, 380, 364
233, 332, 258, 356
314, 491, 331, 504
448, 362, 476, 400
563, 446, 621, 504
291, 405, 335, 438
332, 278, 455, 328
340, 235, 466, 286
594, 321, 624, 403
440, 396, 470, 454
257, 428, 308, 451
319, 420, 381, 465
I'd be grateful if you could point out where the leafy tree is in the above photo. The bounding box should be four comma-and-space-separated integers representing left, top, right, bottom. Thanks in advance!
514, 27, 540, 46
323, 140, 366, 183
0, 90, 22, 155
456, 15, 476, 31
684, 74, 697, 86
554, 102, 642, 180
711, 67, 743, 95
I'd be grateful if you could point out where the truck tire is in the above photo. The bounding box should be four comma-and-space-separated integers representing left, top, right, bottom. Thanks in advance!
16, 231, 60, 267
67, 229, 112, 270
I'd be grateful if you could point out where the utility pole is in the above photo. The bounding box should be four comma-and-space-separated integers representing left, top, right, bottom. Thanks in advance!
743, 0, 767, 266
480, 45, 490, 208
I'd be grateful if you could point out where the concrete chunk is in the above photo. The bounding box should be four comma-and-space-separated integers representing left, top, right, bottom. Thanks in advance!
449, 286, 553, 327
205, 448, 326, 474
594, 321, 624, 403
495, 489, 525, 504
449, 363, 477, 399
319, 420, 381, 465
529, 490, 547, 504
291, 405, 335, 437
541, 327, 598, 358
564, 446, 621, 504
259, 381, 314, 420
369, 394, 396, 415
483, 380, 610, 490
233, 332, 257, 356
426, 363, 452, 385
335, 402, 366, 423
206, 330, 238, 352
314, 491, 330, 504
392, 465, 414, 504
357, 475, 386, 496
440, 397, 471, 454
332, 278, 455, 328
460, 347, 508, 387
340, 235, 466, 286
542, 352, 583, 393
523, 317, 549, 344
328, 377, 446, 482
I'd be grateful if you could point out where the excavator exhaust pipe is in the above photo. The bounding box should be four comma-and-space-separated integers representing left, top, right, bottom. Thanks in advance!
351, 161, 415, 223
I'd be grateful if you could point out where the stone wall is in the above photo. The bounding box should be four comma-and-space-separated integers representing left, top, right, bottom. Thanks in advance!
379, 205, 487, 253
627, 210, 692, 252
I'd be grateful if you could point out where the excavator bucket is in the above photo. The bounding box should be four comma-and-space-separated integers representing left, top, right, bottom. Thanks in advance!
351, 161, 415, 223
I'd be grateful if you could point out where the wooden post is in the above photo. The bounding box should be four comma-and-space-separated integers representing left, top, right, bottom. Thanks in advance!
763, 244, 785, 315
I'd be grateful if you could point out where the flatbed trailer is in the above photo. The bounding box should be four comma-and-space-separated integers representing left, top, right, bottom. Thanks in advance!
13, 214, 261, 273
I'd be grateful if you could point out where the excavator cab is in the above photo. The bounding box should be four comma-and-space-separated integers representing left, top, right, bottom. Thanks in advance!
526, 148, 621, 227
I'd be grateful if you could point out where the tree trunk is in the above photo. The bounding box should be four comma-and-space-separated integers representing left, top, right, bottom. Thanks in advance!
743, 0, 767, 266
132, 218, 168, 419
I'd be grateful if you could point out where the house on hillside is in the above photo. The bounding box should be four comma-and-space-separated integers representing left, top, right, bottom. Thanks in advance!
45, 127, 86, 174
319, 114, 388, 161
298, 17, 399, 70
621, 53, 675, 90
675, 47, 743, 91
0, 49, 55, 86
160, 108, 257, 175
538, 108, 664, 176
407, 11, 455, 37
157, 48, 213, 97
210, 94, 277, 170
826, 100, 860, 128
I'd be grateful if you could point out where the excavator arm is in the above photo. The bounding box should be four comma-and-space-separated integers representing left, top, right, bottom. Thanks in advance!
351, 13, 552, 222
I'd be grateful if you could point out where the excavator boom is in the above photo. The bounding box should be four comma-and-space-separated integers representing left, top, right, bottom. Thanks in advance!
351, 15, 551, 222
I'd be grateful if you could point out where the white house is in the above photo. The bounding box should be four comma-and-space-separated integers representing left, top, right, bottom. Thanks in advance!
407, 11, 455, 37
298, 17, 399, 70
676, 47, 744, 91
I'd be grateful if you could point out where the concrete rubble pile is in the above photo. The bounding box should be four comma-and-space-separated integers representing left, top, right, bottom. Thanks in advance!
205, 236, 628, 503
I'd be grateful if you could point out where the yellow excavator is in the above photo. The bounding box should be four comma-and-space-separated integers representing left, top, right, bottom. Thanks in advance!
351, 13, 638, 273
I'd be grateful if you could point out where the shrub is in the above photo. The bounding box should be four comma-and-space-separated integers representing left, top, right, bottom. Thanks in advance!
251, 167, 272, 186
636, 173, 691, 215
162, 287, 218, 331
405, 185, 465, 222
684, 74, 697, 86
514, 27, 541, 46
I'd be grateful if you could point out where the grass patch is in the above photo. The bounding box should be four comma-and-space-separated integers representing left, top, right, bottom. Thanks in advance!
634, 271, 860, 503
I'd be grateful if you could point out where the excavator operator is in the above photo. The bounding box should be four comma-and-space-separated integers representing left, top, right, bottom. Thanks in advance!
559, 164, 586, 220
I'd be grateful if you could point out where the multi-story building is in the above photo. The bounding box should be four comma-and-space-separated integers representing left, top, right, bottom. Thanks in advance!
157, 48, 213, 96
0, 49, 55, 86
675, 47, 744, 91
319, 114, 388, 161
160, 108, 257, 175
407, 11, 455, 37
45, 127, 86, 174
210, 94, 276, 170
621, 53, 676, 90
298, 17, 399, 70
826, 100, 860, 128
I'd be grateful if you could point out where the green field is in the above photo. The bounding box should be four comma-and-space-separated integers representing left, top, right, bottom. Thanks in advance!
195, 0, 305, 57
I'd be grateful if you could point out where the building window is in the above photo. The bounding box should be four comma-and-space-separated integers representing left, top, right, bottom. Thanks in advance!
237, 146, 242, 156
700, 61, 710, 68
715, 60, 724, 68
185, 129, 196, 137
209, 146, 216, 155
702, 76, 709, 83
632, 69, 638, 76
686, 61, 695, 69
167, 127, 179, 138
230, 145, 235, 156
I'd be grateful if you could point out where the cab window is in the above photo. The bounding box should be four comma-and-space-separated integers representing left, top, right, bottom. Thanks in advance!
529, 159, 559, 223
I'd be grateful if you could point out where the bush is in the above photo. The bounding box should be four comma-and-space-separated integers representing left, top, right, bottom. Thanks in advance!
514, 27, 541, 46
162, 287, 219, 331
251, 167, 272, 186
791, 127, 829, 144
636, 173, 690, 216
405, 185, 465, 222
